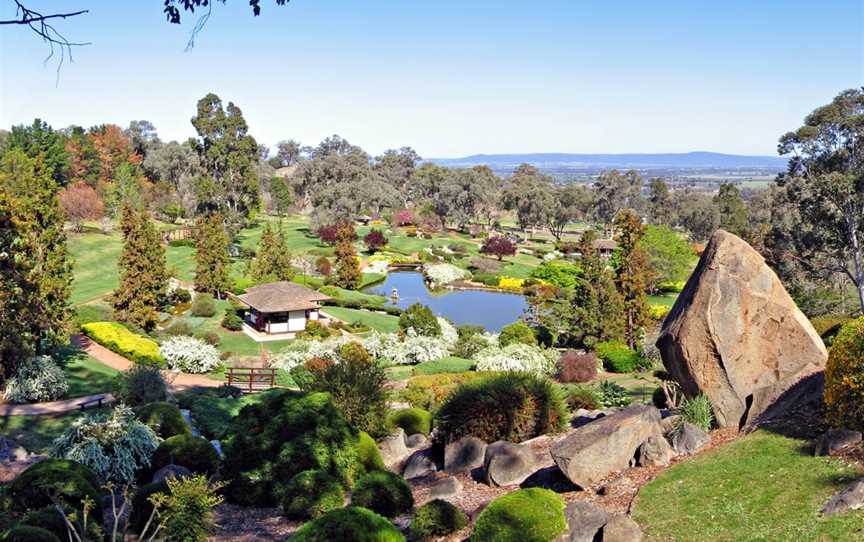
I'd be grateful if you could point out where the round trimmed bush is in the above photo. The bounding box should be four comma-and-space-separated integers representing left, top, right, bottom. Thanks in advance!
498, 321, 537, 348
221, 310, 243, 331
595, 341, 639, 373
409, 499, 467, 540
398, 303, 441, 337
435, 373, 567, 446
291, 506, 405, 542
472, 488, 566, 542
824, 317, 864, 431
8, 460, 102, 519
136, 401, 191, 439
388, 408, 432, 436
4, 526, 61, 542
281, 469, 345, 520
112, 365, 168, 406
151, 434, 219, 476
191, 293, 216, 317
350, 471, 414, 518
357, 431, 385, 474
557, 351, 597, 383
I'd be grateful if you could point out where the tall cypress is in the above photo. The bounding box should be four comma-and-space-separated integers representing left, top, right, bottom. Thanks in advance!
334, 224, 361, 290
195, 212, 231, 295
612, 209, 652, 349
113, 204, 167, 331
254, 223, 294, 282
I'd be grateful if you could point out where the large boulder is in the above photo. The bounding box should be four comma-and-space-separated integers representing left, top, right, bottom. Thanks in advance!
637, 434, 675, 467
551, 405, 662, 488
601, 515, 643, 542
483, 441, 536, 487
657, 230, 828, 428
379, 428, 411, 467
444, 436, 487, 474
558, 501, 609, 542
403, 449, 437, 479
820, 479, 864, 517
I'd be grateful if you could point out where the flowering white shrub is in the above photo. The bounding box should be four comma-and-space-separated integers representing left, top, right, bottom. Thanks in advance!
270, 336, 352, 371
438, 317, 458, 347
543, 251, 564, 261
51, 405, 160, 483
364, 259, 390, 274
159, 335, 221, 374
363, 331, 450, 365
474, 343, 558, 376
424, 263, 470, 287
3, 355, 68, 404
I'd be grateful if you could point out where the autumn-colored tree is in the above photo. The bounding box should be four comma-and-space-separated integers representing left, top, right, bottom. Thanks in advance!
59, 181, 105, 231
113, 204, 167, 331
0, 149, 73, 379
90, 125, 142, 186
480, 235, 517, 261
254, 223, 294, 281
334, 224, 361, 289
612, 209, 653, 349
363, 229, 387, 253
195, 213, 231, 296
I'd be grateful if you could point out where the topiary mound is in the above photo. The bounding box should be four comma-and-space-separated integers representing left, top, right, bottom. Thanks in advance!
3, 526, 62, 542
498, 321, 537, 348
222, 391, 360, 508
281, 469, 345, 520
388, 408, 432, 436
350, 471, 414, 518
136, 401, 191, 439
150, 434, 219, 476
398, 304, 441, 337
357, 431, 385, 475
824, 317, 864, 431
291, 506, 405, 542
471, 488, 566, 542
409, 499, 467, 540
7, 460, 103, 521
595, 341, 639, 373
434, 372, 567, 446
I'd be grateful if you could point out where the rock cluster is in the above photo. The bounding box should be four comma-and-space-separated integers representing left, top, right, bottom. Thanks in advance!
557, 500, 643, 542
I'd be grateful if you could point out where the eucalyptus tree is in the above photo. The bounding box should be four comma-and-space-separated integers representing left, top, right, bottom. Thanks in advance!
714, 183, 749, 237
591, 169, 644, 224
648, 178, 674, 225
412, 163, 455, 228
546, 183, 593, 241
374, 147, 422, 206
501, 164, 554, 237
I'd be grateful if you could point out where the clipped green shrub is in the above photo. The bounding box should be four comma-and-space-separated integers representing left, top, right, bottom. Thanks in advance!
112, 364, 168, 406
291, 506, 405, 542
82, 321, 163, 366
562, 384, 601, 411
129, 480, 168, 534
676, 394, 714, 431
498, 321, 537, 348
222, 391, 359, 507
398, 372, 487, 411
398, 303, 441, 337
8, 460, 102, 520
151, 434, 220, 476
435, 372, 567, 446
824, 317, 864, 431
595, 341, 639, 373
409, 499, 467, 540
472, 488, 566, 542
350, 471, 413, 518
357, 431, 385, 474
388, 408, 432, 436
191, 293, 216, 317
136, 401, 191, 439
221, 310, 243, 331
281, 469, 345, 520
3, 526, 62, 542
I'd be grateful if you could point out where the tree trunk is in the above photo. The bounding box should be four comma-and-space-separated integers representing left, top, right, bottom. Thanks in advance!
847, 214, 864, 313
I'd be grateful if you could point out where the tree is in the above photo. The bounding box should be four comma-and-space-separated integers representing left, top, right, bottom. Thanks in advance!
673, 189, 719, 241
254, 223, 294, 281
374, 147, 421, 206
546, 184, 592, 241
714, 183, 748, 237
334, 225, 361, 289
501, 164, 554, 236
269, 176, 294, 217
642, 225, 695, 292
648, 178, 673, 226
776, 88, 864, 312
190, 93, 261, 220
125, 120, 160, 157
269, 139, 306, 168
195, 213, 231, 295
58, 181, 104, 231
0, 149, 72, 380
143, 140, 201, 191
2, 119, 69, 185
480, 235, 516, 261
363, 229, 387, 253
113, 205, 167, 331
411, 163, 454, 228
612, 209, 652, 349
89, 124, 143, 187
592, 170, 644, 224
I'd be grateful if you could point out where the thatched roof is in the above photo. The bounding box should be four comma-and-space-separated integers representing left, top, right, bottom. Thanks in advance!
236, 281, 331, 313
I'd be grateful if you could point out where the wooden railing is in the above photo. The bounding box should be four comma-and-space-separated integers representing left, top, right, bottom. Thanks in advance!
226, 367, 277, 393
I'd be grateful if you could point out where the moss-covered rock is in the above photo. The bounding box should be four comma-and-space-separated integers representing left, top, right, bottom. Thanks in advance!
291, 507, 405, 542
351, 471, 414, 518
471, 488, 565, 542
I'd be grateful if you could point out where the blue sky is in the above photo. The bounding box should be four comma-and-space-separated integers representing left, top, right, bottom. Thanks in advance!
1, 0, 861, 157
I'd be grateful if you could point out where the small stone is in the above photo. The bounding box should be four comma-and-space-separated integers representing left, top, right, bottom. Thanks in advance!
638, 434, 675, 467
379, 428, 411, 468
601, 514, 643, 542
429, 476, 463, 499
0, 437, 28, 462
444, 436, 487, 474
672, 423, 710, 455
151, 464, 193, 484
820, 479, 864, 517
815, 429, 863, 456
559, 500, 609, 542
405, 433, 429, 449
403, 450, 437, 479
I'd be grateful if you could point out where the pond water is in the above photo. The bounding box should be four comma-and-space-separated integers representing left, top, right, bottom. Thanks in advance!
364, 271, 528, 332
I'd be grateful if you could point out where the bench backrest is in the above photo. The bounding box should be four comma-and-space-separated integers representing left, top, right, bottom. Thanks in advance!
226, 367, 277, 393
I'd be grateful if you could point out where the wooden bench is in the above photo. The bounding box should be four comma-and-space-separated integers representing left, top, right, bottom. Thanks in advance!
79, 396, 106, 411
227, 367, 277, 393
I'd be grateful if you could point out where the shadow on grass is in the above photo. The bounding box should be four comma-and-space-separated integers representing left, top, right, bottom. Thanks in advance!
749, 371, 828, 453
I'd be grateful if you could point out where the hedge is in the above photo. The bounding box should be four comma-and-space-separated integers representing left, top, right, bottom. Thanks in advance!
81, 321, 163, 366
323, 298, 403, 317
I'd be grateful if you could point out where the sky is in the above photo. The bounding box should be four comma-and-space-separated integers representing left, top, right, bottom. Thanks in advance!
1, 0, 862, 158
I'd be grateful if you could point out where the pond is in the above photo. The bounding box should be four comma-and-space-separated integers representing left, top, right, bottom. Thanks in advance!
364, 271, 529, 332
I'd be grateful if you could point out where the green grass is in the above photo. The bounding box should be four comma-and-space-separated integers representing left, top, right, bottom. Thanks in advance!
412, 356, 475, 375
0, 409, 108, 454
599, 372, 661, 404
633, 431, 864, 541
647, 293, 679, 307
321, 307, 400, 333
58, 349, 120, 398
68, 231, 123, 305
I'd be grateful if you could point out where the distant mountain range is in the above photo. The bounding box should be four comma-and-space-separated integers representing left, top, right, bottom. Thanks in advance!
429, 151, 787, 170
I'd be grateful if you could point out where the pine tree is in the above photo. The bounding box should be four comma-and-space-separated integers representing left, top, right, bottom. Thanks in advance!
254, 223, 294, 282
113, 204, 167, 331
0, 150, 73, 379
195, 213, 231, 295
334, 224, 361, 289
612, 209, 653, 349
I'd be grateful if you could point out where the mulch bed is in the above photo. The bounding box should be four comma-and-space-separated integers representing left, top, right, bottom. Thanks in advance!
210, 504, 301, 541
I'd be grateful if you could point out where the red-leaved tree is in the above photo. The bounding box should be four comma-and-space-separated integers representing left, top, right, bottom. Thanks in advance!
317, 222, 356, 246
59, 181, 105, 231
363, 229, 387, 253
480, 235, 516, 261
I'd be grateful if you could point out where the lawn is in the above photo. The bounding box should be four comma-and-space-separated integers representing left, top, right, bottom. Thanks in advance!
0, 410, 107, 454
176, 388, 288, 439
385, 356, 475, 381
633, 431, 864, 541
322, 306, 400, 333
647, 293, 679, 307
59, 349, 119, 398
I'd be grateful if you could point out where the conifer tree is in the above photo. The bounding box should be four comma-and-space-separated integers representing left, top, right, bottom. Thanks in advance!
113, 204, 167, 331
0, 149, 73, 379
612, 209, 653, 349
254, 223, 294, 281
334, 224, 361, 289
195, 212, 231, 295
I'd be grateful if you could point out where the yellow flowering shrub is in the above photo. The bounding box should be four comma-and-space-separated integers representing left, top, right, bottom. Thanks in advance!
82, 321, 164, 366
648, 305, 671, 321
824, 317, 864, 431
497, 277, 525, 292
